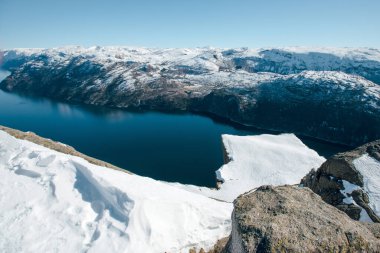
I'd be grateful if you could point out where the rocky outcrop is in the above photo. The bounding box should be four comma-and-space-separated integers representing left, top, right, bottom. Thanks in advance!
1, 47, 380, 146
223, 185, 380, 253
301, 140, 380, 222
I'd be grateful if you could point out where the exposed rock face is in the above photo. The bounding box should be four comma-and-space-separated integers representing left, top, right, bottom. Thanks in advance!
1, 47, 380, 146
302, 140, 380, 222
223, 185, 380, 253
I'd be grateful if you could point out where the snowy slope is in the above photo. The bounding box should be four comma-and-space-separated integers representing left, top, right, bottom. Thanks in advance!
0, 130, 232, 253
171, 134, 325, 202
353, 154, 380, 219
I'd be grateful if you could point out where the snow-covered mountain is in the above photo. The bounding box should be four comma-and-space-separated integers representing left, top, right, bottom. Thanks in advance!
1, 46, 380, 146
3, 46, 380, 82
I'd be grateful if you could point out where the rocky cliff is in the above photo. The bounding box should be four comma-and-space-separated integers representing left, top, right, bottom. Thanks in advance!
302, 140, 380, 222
1, 47, 380, 146
222, 185, 380, 253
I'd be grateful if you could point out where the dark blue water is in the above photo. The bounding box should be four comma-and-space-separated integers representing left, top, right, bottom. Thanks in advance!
0, 71, 350, 187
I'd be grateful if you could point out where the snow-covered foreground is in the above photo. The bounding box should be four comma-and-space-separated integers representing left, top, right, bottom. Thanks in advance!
172, 134, 325, 202
353, 154, 380, 219
0, 130, 327, 252
0, 130, 232, 253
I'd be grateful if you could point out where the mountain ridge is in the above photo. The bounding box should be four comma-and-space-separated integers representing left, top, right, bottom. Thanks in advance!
1, 46, 380, 146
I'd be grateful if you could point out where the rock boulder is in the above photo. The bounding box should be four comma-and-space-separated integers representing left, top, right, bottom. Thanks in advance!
223, 185, 380, 253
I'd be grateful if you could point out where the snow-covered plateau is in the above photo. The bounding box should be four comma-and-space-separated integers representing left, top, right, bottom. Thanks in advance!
0, 128, 327, 252
172, 134, 325, 202
1, 46, 380, 146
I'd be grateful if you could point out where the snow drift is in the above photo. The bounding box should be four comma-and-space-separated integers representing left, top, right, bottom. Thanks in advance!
0, 130, 232, 253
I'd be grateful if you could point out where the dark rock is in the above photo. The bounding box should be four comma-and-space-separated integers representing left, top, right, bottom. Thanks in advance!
301, 140, 380, 222
352, 190, 380, 223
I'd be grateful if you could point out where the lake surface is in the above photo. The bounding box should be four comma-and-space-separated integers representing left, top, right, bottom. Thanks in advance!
0, 70, 350, 187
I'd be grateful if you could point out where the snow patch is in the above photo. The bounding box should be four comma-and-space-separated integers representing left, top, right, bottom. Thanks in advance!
353, 154, 380, 218
360, 208, 373, 222
340, 180, 360, 205
216, 134, 325, 201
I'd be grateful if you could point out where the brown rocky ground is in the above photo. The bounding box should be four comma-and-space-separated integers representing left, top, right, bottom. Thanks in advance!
222, 185, 380, 253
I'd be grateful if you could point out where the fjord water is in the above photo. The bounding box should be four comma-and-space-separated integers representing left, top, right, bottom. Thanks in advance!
0, 71, 349, 187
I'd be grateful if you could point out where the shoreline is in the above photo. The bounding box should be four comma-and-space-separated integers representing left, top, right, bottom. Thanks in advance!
0, 125, 132, 175
0, 86, 354, 150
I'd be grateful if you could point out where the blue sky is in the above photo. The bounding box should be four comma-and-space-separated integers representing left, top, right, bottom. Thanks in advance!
1, 0, 379, 49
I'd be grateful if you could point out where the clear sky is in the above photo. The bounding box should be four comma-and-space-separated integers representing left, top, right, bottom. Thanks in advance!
0, 0, 379, 49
